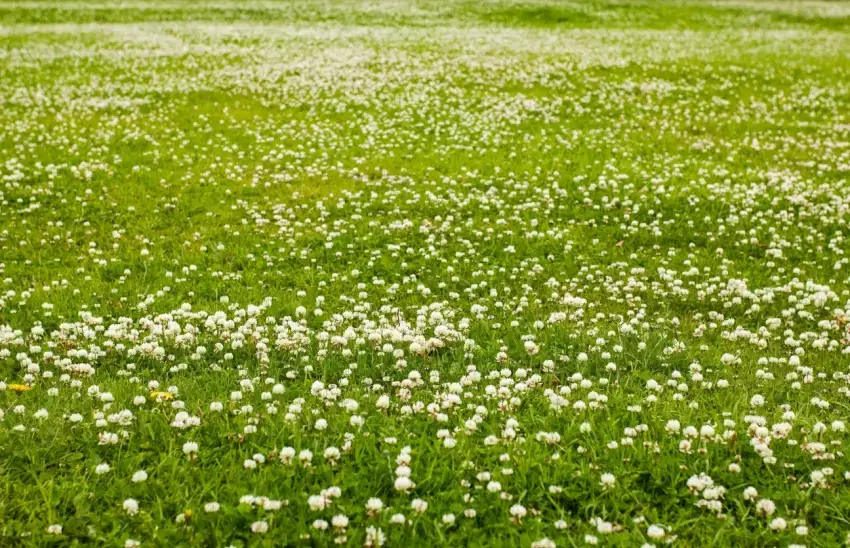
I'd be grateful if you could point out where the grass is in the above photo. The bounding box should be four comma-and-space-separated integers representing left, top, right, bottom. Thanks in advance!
1, 0, 850, 546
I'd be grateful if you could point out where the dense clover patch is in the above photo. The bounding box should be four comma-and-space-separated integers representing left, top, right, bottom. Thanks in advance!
1, 0, 850, 546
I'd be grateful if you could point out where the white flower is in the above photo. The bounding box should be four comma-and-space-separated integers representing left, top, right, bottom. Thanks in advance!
308, 495, 327, 511
394, 476, 414, 492
509, 504, 527, 520
123, 498, 139, 515
600, 473, 616, 489
769, 517, 787, 531
251, 521, 269, 533
131, 470, 148, 483
647, 525, 665, 539
756, 499, 776, 516
411, 498, 428, 514
278, 446, 295, 464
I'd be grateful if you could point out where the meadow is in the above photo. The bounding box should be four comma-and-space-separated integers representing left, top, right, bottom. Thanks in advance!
1, 0, 850, 545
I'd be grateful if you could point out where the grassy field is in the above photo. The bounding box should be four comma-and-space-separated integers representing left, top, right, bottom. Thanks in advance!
1, 0, 850, 546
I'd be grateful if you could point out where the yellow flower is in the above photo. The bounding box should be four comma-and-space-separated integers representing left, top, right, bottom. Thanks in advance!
8, 384, 31, 393
150, 391, 174, 400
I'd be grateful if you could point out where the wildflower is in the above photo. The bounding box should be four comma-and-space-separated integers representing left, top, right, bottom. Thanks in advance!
769, 517, 787, 531
364, 526, 385, 547
410, 499, 428, 514
394, 476, 414, 492
308, 495, 327, 511
123, 498, 139, 515
647, 525, 665, 539
366, 498, 384, 515
509, 504, 527, 522
756, 499, 776, 517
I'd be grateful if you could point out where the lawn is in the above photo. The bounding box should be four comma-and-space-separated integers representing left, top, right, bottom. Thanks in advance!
1, 0, 850, 546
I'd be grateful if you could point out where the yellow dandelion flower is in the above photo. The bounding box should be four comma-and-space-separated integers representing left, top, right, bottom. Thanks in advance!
150, 391, 174, 400
8, 384, 32, 393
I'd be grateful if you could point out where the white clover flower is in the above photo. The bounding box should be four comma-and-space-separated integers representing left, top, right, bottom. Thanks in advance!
123, 498, 139, 515
366, 498, 383, 513
509, 504, 527, 520
600, 473, 616, 489
647, 525, 665, 539
394, 476, 414, 492
769, 517, 787, 531
756, 499, 776, 516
